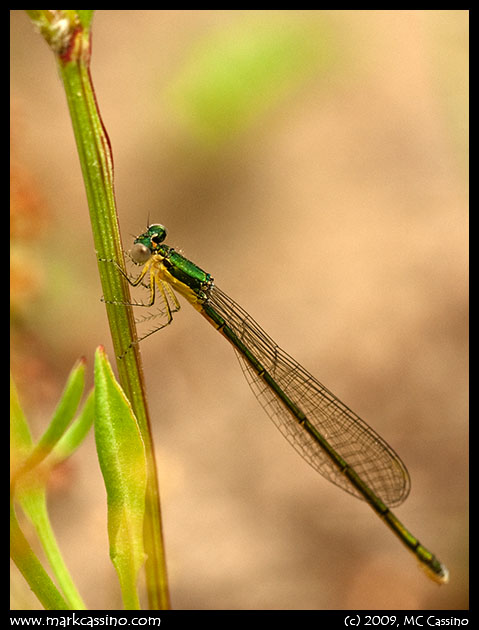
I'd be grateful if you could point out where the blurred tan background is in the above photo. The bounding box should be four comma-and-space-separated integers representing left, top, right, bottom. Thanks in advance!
11, 10, 468, 610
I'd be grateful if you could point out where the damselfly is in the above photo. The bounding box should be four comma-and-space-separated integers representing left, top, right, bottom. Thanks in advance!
106, 223, 448, 583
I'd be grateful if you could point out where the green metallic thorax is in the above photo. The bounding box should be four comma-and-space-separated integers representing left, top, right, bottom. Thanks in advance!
159, 245, 213, 297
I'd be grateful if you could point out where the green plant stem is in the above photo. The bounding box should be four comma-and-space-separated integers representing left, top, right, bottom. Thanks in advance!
12, 370, 86, 609
25, 490, 86, 609
11, 502, 70, 610
27, 11, 170, 609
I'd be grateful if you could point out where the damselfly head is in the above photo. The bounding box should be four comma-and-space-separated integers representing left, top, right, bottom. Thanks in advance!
131, 224, 168, 262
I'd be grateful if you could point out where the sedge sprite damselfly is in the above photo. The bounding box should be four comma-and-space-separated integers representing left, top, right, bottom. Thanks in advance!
106, 223, 449, 583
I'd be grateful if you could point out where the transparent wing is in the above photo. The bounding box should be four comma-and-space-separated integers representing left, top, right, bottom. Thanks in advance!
207, 286, 410, 507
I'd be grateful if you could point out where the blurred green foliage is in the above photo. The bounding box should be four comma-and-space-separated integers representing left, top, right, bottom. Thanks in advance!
166, 17, 336, 147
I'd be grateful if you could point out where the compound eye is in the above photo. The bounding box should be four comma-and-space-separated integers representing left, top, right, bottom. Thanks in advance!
130, 242, 152, 264
148, 224, 167, 244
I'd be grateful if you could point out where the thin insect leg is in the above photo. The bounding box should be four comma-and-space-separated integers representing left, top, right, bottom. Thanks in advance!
116, 275, 181, 359
123, 250, 151, 289
163, 280, 181, 312
101, 261, 159, 308
99, 255, 152, 286
133, 278, 178, 345
121, 259, 152, 288
136, 265, 157, 307
132, 280, 180, 326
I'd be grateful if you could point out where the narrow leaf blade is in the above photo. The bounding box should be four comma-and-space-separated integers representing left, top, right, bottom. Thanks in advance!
94, 347, 147, 609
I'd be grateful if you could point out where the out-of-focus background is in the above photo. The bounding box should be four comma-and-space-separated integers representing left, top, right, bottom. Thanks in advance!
11, 10, 468, 610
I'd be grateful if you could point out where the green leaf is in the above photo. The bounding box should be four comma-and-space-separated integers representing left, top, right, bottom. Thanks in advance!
50, 389, 95, 464
94, 347, 147, 610
18, 359, 86, 478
